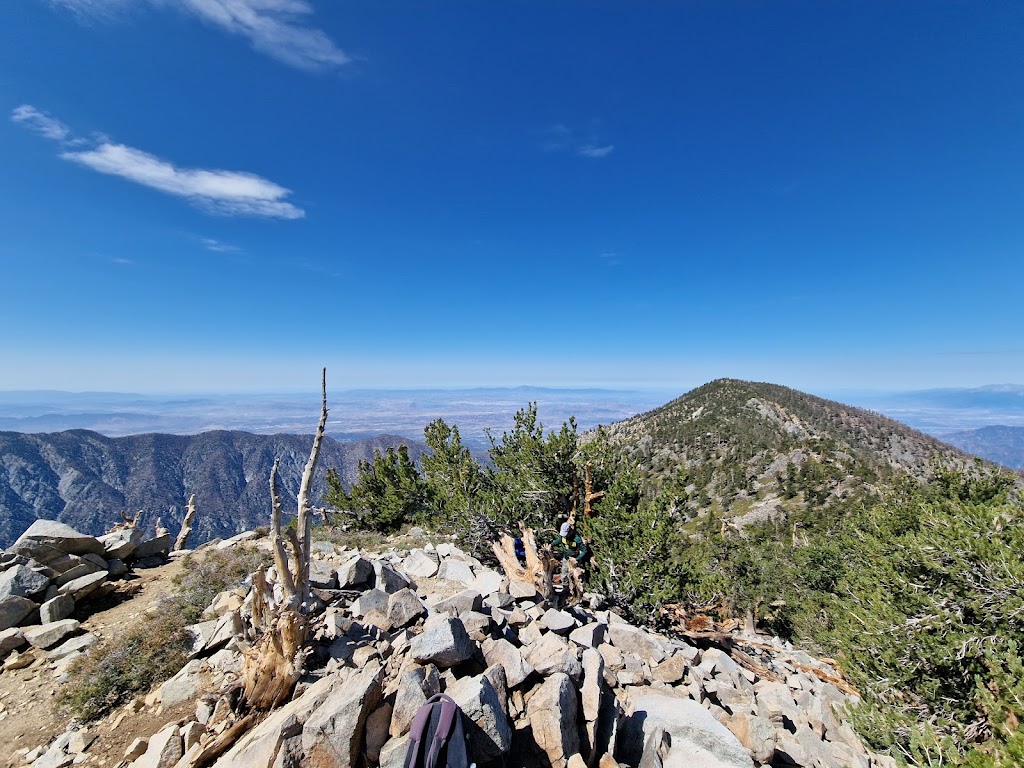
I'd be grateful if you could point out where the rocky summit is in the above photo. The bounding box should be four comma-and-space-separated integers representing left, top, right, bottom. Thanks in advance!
2, 524, 893, 768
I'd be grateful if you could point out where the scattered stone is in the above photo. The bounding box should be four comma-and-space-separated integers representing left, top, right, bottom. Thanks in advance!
569, 622, 606, 648
132, 534, 172, 560
386, 589, 427, 629
410, 617, 476, 668
541, 608, 578, 635
433, 589, 483, 617
350, 589, 390, 618
11, 520, 105, 559
0, 627, 26, 656
124, 738, 148, 761
98, 528, 142, 560
302, 665, 384, 768
469, 570, 505, 597
402, 550, 439, 579
337, 555, 373, 589
133, 722, 183, 768
309, 559, 338, 590
365, 702, 393, 763
374, 561, 410, 594
482, 637, 534, 688
56, 571, 107, 601
651, 654, 688, 684
726, 712, 776, 764
436, 558, 475, 585
47, 633, 98, 660
390, 665, 442, 738
525, 632, 582, 679
159, 659, 206, 706
508, 581, 538, 599
607, 623, 667, 664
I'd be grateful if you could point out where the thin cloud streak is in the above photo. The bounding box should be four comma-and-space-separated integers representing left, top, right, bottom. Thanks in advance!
13, 105, 305, 220
11, 104, 73, 141
539, 124, 614, 159
46, 0, 349, 72
201, 238, 242, 253
578, 144, 613, 159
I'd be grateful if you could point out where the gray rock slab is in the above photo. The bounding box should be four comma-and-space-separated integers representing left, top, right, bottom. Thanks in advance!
350, 589, 389, 618
133, 534, 171, 560
374, 561, 410, 594
447, 673, 512, 761
216, 672, 342, 768
401, 550, 439, 579
309, 559, 338, 590
432, 589, 482, 617
337, 555, 373, 588
47, 633, 99, 661
23, 619, 80, 649
0, 563, 51, 599
621, 692, 754, 768
302, 664, 384, 768
542, 609, 578, 635
607, 622, 667, 664
0, 595, 36, 631
410, 616, 476, 668
57, 571, 107, 601
53, 562, 103, 587
386, 588, 427, 629
527, 673, 579, 768
98, 528, 142, 560
0, 627, 26, 657
39, 594, 75, 624
160, 658, 207, 706
436, 558, 475, 585
390, 664, 441, 738
468, 570, 505, 597
525, 632, 582, 680
569, 622, 607, 648
11, 520, 105, 558
481, 637, 534, 688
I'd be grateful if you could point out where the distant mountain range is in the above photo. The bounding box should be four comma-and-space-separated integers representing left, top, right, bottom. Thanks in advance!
0, 430, 423, 548
941, 425, 1024, 471
841, 384, 1024, 433
0, 387, 671, 452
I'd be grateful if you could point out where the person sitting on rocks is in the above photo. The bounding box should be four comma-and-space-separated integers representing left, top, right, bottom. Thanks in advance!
552, 519, 588, 578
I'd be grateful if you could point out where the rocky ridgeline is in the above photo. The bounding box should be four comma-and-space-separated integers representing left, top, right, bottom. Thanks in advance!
11, 530, 895, 768
0, 520, 176, 677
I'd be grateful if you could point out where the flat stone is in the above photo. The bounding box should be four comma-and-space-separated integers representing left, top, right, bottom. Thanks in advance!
607, 623, 667, 664
133, 534, 171, 560
0, 595, 36, 631
652, 654, 688, 684
39, 595, 75, 624
390, 664, 441, 738
569, 622, 607, 648
57, 571, 107, 601
365, 702, 393, 763
309, 559, 338, 590
525, 632, 582, 679
23, 619, 80, 649
508, 581, 538, 599
98, 528, 142, 560
350, 589, 389, 618
133, 722, 182, 768
726, 712, 776, 764
48, 633, 99, 660
11, 520, 105, 559
159, 659, 206, 706
620, 692, 754, 768
436, 558, 475, 585
542, 609, 578, 635
468, 570, 505, 596
432, 589, 482, 617
373, 562, 410, 594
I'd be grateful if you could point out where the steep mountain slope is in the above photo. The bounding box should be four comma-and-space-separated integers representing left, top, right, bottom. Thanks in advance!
0, 430, 424, 547
941, 424, 1024, 470
602, 378, 969, 525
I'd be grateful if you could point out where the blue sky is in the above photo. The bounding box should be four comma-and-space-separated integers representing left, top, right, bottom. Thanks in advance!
2, 1, 1022, 394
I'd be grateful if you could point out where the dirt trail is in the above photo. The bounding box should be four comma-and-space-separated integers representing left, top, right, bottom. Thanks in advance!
1, 558, 191, 767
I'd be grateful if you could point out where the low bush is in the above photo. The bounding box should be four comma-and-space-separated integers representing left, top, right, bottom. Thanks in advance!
58, 544, 269, 721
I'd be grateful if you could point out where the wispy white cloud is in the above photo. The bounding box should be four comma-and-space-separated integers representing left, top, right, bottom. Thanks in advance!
600, 251, 620, 267
539, 124, 614, 159
11, 104, 73, 142
46, 0, 348, 72
202, 237, 242, 253
112, 257, 133, 264
12, 105, 305, 220
578, 144, 614, 159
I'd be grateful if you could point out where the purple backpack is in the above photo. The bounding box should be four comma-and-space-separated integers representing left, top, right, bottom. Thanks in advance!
403, 693, 471, 768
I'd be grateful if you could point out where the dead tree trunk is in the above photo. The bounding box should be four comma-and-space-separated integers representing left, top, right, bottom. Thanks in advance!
173, 494, 197, 551
493, 525, 557, 601
241, 368, 328, 711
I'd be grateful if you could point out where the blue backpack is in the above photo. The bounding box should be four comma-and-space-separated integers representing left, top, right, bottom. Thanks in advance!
403, 693, 472, 768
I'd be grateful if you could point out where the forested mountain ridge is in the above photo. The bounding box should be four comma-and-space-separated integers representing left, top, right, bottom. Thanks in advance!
600, 378, 974, 527
0, 429, 423, 547
942, 424, 1024, 470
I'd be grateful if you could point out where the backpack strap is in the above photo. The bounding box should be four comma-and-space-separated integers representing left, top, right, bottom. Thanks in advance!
425, 694, 459, 768
404, 693, 447, 768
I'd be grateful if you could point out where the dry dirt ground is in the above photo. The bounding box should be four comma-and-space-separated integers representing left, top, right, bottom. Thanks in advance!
0, 558, 197, 768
